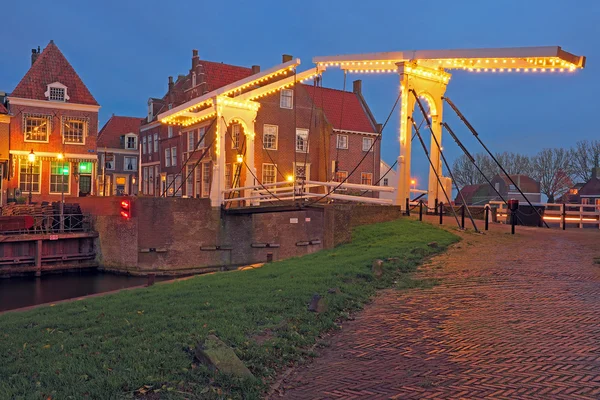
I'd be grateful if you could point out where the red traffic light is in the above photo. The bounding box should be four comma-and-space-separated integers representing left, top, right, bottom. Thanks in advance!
120, 199, 131, 219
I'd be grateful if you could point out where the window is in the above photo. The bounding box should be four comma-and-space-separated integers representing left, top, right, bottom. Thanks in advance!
79, 162, 92, 175
19, 160, 41, 193
262, 164, 276, 184
24, 114, 51, 142
98, 175, 111, 196
142, 136, 147, 154
192, 72, 197, 87
280, 89, 293, 109
195, 166, 201, 198
50, 162, 70, 194
165, 148, 171, 167
361, 172, 373, 186
188, 130, 195, 152
232, 124, 241, 149
362, 137, 374, 152
197, 127, 206, 149
103, 153, 114, 170
335, 171, 348, 183
62, 117, 87, 144
49, 87, 66, 102
337, 134, 348, 149
168, 126, 173, 138
126, 135, 137, 150
202, 163, 211, 197
509, 184, 516, 191
294, 163, 309, 181
153, 133, 159, 152
383, 178, 389, 186
494, 182, 500, 192
166, 174, 174, 196
186, 165, 194, 196
171, 147, 177, 167
225, 164, 232, 190
149, 167, 155, 196
296, 129, 309, 152
263, 125, 278, 150
124, 156, 137, 171
582, 198, 590, 205
142, 167, 148, 194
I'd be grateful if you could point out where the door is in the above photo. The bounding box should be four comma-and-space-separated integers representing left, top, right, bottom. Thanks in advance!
79, 175, 92, 197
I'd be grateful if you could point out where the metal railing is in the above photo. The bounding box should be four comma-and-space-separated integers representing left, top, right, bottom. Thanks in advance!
490, 201, 600, 229
0, 213, 93, 235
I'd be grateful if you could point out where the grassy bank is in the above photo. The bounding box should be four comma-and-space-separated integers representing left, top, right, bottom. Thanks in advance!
0, 219, 458, 399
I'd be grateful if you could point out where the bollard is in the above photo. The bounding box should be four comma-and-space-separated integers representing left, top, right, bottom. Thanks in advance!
267, 252, 273, 262
562, 202, 566, 230
419, 201, 423, 221
439, 202, 444, 225
434, 198, 439, 216
484, 205, 489, 231
511, 210, 516, 235
406, 198, 410, 217
461, 205, 465, 229
147, 273, 156, 287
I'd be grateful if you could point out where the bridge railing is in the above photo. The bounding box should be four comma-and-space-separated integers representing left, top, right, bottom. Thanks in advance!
0, 213, 93, 235
490, 201, 600, 229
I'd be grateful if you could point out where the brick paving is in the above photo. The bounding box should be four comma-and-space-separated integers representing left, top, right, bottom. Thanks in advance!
273, 222, 600, 399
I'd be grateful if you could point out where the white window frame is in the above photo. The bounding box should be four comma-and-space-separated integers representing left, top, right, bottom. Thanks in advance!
232, 124, 241, 149
187, 130, 195, 152
62, 116, 88, 145
335, 170, 348, 183
124, 156, 138, 172
293, 162, 311, 182
142, 136, 147, 154
197, 127, 206, 149
149, 166, 155, 196
337, 134, 348, 150
361, 172, 373, 186
125, 134, 137, 150
171, 146, 177, 167
362, 137, 374, 152
262, 163, 277, 185
225, 163, 232, 190
45, 82, 70, 102
168, 125, 173, 138
23, 113, 51, 143
280, 89, 293, 109
153, 133, 159, 153
186, 165, 195, 196
165, 148, 171, 167
142, 167, 148, 194
295, 129, 309, 153
202, 162, 211, 198
49, 161, 71, 195
18, 160, 42, 194
263, 125, 278, 150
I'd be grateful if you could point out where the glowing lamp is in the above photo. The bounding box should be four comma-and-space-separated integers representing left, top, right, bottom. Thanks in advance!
411, 179, 416, 185
120, 199, 131, 219
236, 154, 243, 163
27, 149, 35, 163
57, 153, 64, 160
286, 175, 294, 182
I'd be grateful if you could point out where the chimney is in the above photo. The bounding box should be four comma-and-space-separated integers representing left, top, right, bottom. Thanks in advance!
192, 49, 199, 70
168, 76, 174, 91
592, 167, 600, 179
31, 46, 41, 66
282, 54, 293, 63
353, 80, 362, 95
251, 65, 261, 75
376, 123, 383, 133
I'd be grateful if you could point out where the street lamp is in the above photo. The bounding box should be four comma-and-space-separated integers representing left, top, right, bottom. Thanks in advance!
411, 178, 416, 191
27, 149, 35, 204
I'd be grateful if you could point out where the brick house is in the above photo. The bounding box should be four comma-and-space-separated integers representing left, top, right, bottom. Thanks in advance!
140, 50, 381, 203
4, 41, 100, 204
97, 115, 144, 196
0, 94, 10, 207
455, 174, 541, 205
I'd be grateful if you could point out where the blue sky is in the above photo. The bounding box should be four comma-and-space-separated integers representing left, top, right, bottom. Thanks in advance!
2, 0, 598, 186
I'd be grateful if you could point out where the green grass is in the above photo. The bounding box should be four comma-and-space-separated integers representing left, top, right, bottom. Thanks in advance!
0, 219, 458, 399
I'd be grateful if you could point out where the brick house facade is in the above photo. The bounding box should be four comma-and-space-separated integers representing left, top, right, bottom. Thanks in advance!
4, 41, 100, 204
97, 115, 144, 196
0, 95, 10, 207
140, 50, 380, 202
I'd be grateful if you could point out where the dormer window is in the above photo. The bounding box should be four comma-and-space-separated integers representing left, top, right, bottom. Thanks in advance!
45, 82, 70, 102
126, 135, 137, 150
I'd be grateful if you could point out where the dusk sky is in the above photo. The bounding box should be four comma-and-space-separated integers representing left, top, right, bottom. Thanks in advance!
2, 0, 598, 185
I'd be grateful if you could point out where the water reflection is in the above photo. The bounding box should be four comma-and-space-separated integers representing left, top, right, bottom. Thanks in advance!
0, 270, 170, 312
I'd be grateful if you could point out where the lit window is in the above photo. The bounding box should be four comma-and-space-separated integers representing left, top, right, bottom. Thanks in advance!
124, 156, 137, 171
335, 170, 348, 183
19, 160, 41, 193
197, 127, 205, 149
153, 133, 158, 152
225, 163, 232, 190
50, 162, 70, 194
202, 163, 211, 197
79, 162, 92, 174
62, 117, 87, 144
262, 164, 276, 184
263, 125, 278, 150
174, 174, 182, 197
280, 89, 293, 109
295, 164, 308, 181
232, 124, 241, 149
362, 137, 374, 152
361, 172, 373, 185
49, 87, 65, 102
165, 148, 171, 167
337, 134, 348, 149
171, 146, 177, 167
24, 114, 51, 142
296, 129, 309, 152
126, 136, 137, 150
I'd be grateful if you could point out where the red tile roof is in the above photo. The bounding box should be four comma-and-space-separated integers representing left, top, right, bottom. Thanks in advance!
0, 103, 7, 114
455, 184, 484, 205
498, 174, 540, 193
11, 41, 98, 105
305, 85, 377, 134
98, 116, 144, 148
200, 61, 253, 92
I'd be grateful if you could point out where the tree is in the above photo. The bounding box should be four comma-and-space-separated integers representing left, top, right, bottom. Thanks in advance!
569, 140, 600, 182
495, 152, 532, 175
451, 152, 533, 188
531, 148, 573, 203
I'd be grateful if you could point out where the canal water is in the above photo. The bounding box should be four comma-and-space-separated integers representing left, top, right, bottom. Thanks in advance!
0, 271, 170, 312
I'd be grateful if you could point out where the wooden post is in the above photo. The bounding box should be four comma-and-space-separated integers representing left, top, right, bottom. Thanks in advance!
35, 239, 42, 277
419, 200, 423, 221
439, 202, 444, 225
405, 198, 410, 217
461, 205, 465, 229
562, 203, 566, 230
